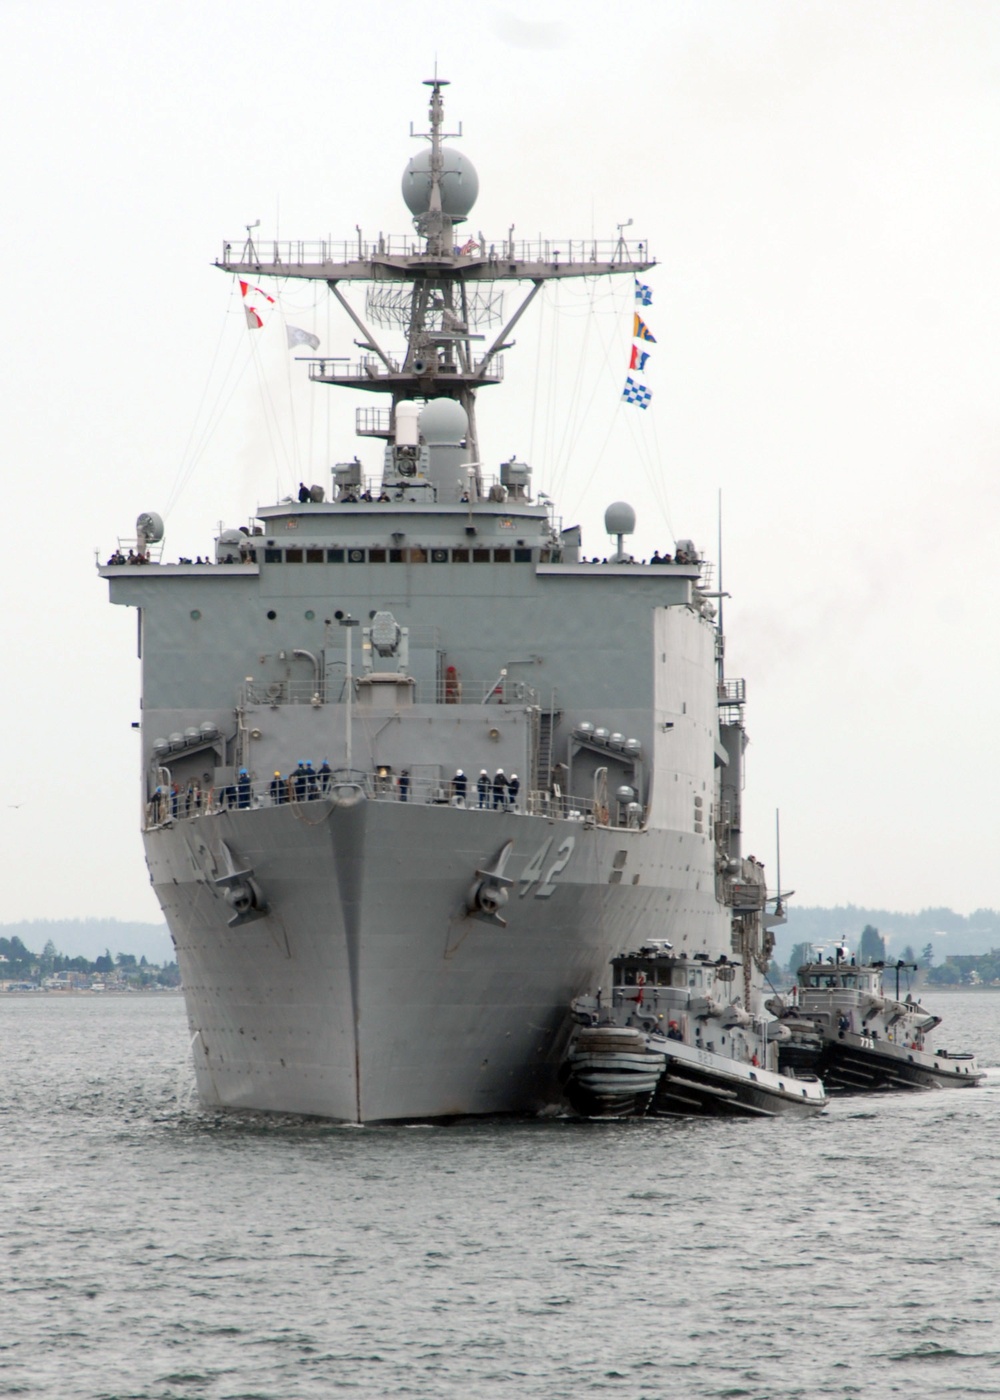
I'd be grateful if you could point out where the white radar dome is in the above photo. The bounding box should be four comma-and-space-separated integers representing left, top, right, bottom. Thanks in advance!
402, 147, 479, 219
419, 398, 469, 445
604, 501, 636, 536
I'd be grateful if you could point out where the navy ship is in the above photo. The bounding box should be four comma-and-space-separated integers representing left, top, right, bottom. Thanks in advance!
101, 79, 781, 1123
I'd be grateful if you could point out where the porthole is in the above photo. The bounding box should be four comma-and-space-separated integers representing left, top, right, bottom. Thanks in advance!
267, 610, 277, 620
190, 609, 201, 620
304, 609, 315, 620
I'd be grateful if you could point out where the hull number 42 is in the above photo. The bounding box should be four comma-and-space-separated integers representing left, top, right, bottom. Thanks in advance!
519, 836, 575, 898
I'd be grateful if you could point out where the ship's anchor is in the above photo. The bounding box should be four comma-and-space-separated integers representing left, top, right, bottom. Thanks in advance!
214, 840, 269, 928
466, 839, 515, 926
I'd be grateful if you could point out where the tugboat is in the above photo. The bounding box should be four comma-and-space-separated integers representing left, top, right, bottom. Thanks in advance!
769, 948, 984, 1091
562, 940, 826, 1118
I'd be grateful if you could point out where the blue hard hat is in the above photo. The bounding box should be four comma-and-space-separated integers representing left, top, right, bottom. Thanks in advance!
239, 768, 248, 775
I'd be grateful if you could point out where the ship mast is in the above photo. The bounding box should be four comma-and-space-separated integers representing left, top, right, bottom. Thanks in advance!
217, 79, 655, 496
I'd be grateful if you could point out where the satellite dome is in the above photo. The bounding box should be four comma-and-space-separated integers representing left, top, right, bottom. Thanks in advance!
419, 398, 468, 445
402, 147, 479, 218
604, 501, 636, 537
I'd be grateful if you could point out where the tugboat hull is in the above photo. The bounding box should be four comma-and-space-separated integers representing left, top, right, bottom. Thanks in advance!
810, 1034, 984, 1092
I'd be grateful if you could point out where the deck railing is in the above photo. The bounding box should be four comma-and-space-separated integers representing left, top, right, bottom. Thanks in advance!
144, 770, 614, 830
218, 235, 652, 271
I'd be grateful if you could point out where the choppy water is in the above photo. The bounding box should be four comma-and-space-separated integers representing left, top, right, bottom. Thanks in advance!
2, 991, 1000, 1399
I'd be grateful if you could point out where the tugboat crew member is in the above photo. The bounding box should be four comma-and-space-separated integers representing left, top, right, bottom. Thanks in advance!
298, 482, 311, 502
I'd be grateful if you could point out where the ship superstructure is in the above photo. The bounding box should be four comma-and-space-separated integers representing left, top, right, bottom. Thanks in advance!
100, 80, 777, 1122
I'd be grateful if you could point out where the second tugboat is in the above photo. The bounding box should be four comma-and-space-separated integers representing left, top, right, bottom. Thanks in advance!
562, 940, 826, 1118
769, 948, 984, 1092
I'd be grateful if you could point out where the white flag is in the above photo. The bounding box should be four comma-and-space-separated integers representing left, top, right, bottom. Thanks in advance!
287, 325, 321, 351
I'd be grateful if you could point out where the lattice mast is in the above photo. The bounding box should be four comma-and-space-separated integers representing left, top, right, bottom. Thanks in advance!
217, 78, 655, 490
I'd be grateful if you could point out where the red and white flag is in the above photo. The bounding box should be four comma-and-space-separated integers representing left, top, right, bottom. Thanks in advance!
238, 279, 274, 304
238, 277, 274, 330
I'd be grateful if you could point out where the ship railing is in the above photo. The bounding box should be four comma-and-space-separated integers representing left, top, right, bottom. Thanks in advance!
218, 235, 652, 270
103, 537, 165, 565
717, 678, 746, 705
240, 677, 539, 707
310, 355, 504, 384
144, 770, 609, 828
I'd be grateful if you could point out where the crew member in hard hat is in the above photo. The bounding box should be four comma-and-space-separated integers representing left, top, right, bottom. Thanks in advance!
237, 767, 252, 809
293, 760, 308, 802
506, 772, 520, 810
477, 769, 490, 808
452, 768, 468, 805
270, 770, 287, 805
317, 759, 333, 795
492, 769, 507, 810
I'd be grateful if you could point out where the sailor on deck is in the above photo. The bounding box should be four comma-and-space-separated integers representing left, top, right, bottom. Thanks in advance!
492, 769, 507, 810
477, 770, 490, 808
453, 769, 468, 806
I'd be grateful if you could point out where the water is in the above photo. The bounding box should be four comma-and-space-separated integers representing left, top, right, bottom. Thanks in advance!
2, 991, 1000, 1399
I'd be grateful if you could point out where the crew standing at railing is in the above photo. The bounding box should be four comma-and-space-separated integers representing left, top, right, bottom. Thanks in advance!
317, 760, 333, 795
493, 769, 507, 809
399, 770, 410, 802
453, 769, 468, 806
292, 761, 308, 801
507, 773, 520, 810
305, 760, 319, 799
270, 770, 287, 805
237, 768, 252, 809
477, 770, 490, 807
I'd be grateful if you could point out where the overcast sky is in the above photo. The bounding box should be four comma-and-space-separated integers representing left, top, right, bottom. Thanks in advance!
2, 1, 998, 921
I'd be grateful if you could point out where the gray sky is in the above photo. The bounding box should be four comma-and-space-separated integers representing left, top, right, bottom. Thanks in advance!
3, 1, 998, 920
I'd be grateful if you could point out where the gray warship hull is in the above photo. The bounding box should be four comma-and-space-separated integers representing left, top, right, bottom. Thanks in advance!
148, 800, 722, 1121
